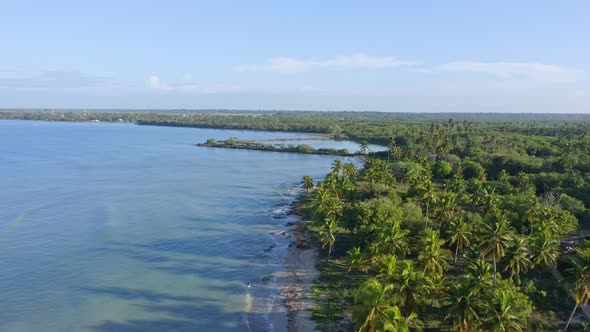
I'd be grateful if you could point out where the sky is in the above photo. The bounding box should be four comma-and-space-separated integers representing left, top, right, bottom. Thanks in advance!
0, 0, 588, 112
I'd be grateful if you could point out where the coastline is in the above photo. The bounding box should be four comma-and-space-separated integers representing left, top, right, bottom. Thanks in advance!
268, 156, 365, 332
244, 190, 319, 332
267, 190, 319, 332
271, 219, 319, 332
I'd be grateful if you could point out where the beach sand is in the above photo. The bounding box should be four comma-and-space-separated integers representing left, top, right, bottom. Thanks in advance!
269, 220, 319, 332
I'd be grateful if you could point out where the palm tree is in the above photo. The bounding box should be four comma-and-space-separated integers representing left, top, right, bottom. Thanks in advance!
343, 162, 358, 179
479, 212, 515, 287
443, 276, 480, 332
530, 228, 559, 272
503, 236, 532, 280
322, 173, 344, 199
517, 172, 535, 195
348, 247, 370, 273
423, 273, 447, 307
363, 159, 394, 186
377, 222, 411, 258
480, 289, 532, 332
471, 187, 498, 216
565, 248, 590, 330
482, 189, 499, 216
469, 182, 486, 210
397, 260, 423, 313
448, 216, 472, 264
376, 254, 398, 281
313, 188, 343, 221
301, 174, 314, 192
319, 216, 338, 256
331, 158, 344, 177
418, 229, 451, 277
467, 257, 494, 293
406, 162, 428, 186
467, 257, 493, 294
353, 278, 392, 332
360, 140, 370, 156
538, 206, 561, 236
379, 306, 416, 332
525, 197, 542, 235
391, 144, 403, 162
436, 191, 459, 224
419, 180, 437, 229
447, 177, 466, 195
387, 136, 395, 163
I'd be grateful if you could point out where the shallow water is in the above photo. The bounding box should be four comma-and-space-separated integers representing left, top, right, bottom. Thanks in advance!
0, 120, 378, 331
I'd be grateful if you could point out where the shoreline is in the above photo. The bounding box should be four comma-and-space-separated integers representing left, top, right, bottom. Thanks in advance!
274, 219, 318, 332
269, 193, 319, 332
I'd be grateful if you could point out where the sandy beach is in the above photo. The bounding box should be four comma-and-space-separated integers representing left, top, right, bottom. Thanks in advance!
269, 220, 319, 332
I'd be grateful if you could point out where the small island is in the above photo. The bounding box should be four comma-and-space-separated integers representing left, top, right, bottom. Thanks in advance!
197, 137, 359, 156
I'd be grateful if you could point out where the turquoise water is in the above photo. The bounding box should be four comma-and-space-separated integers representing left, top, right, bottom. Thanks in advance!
0, 121, 373, 332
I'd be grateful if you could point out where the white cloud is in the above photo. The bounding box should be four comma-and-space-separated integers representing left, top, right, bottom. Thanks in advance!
147, 75, 165, 89
237, 54, 417, 72
439, 61, 579, 81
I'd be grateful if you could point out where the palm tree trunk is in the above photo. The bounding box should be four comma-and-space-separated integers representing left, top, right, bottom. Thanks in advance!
493, 255, 497, 287
564, 301, 578, 331
454, 243, 459, 264
424, 203, 429, 230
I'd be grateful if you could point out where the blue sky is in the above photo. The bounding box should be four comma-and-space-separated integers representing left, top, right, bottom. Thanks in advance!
0, 0, 588, 112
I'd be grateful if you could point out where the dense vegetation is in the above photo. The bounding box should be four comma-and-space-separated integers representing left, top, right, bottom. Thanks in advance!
5, 109, 590, 330
298, 119, 590, 331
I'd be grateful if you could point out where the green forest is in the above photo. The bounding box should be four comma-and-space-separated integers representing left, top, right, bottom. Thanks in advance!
3, 109, 590, 330
298, 120, 590, 331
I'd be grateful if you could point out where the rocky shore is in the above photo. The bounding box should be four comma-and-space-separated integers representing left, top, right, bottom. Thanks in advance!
269, 219, 318, 332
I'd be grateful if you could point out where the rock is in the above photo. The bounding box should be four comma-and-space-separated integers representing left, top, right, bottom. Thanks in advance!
296, 241, 310, 249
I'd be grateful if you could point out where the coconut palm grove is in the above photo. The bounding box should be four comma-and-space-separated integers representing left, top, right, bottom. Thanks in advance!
295, 115, 590, 331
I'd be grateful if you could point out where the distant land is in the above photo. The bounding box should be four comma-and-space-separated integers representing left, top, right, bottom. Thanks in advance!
2, 109, 590, 147
2, 109, 590, 122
